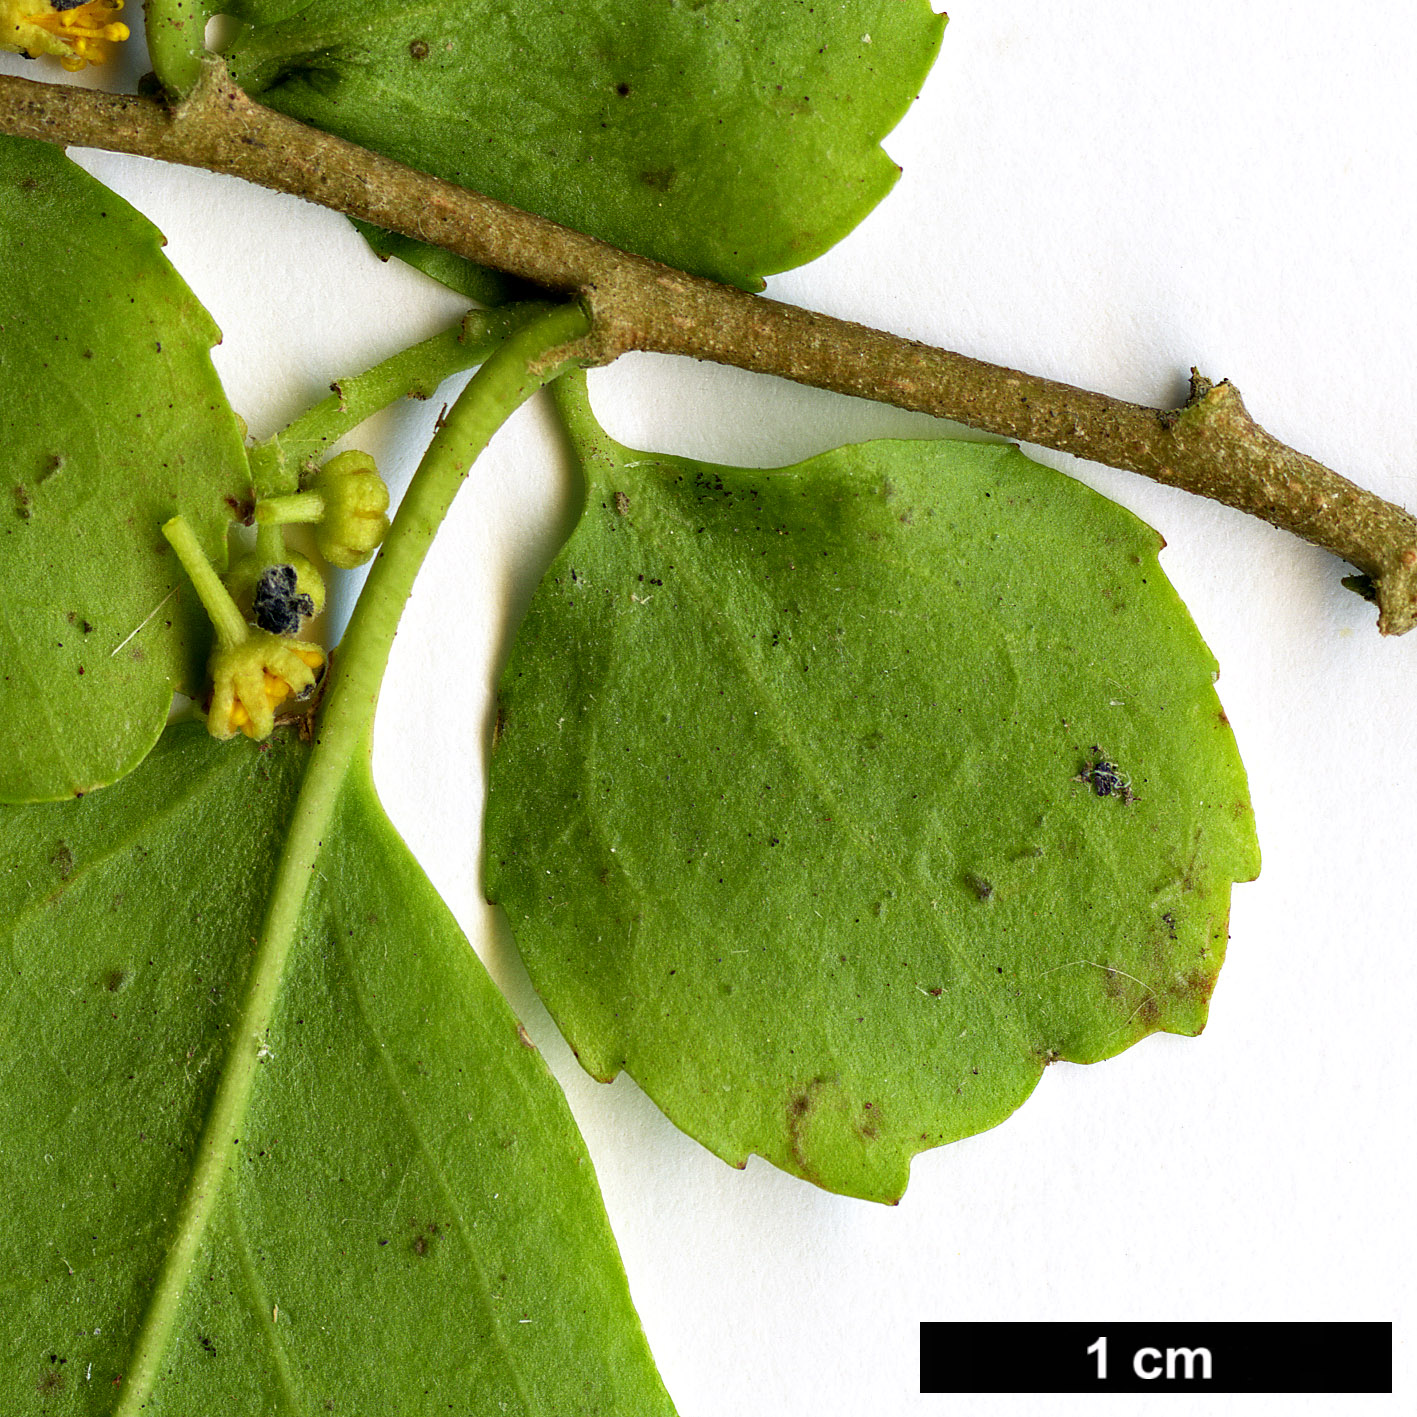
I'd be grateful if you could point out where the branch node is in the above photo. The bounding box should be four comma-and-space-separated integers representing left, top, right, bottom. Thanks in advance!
173, 56, 237, 126
1186, 367, 1216, 405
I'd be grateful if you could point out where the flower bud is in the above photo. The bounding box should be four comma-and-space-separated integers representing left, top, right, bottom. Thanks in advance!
226, 550, 326, 635
310, 451, 391, 569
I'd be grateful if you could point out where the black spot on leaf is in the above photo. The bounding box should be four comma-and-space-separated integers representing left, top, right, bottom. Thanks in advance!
1075, 748, 1135, 804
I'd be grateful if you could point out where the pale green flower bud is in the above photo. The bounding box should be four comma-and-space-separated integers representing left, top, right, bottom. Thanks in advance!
254, 450, 391, 570
310, 451, 391, 569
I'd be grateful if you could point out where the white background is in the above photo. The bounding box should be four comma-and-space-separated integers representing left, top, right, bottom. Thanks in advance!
7, 3, 1413, 1413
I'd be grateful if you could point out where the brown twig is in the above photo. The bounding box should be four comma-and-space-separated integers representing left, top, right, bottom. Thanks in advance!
4, 62, 1415, 632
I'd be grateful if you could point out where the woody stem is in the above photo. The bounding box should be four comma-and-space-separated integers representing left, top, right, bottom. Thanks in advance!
3, 64, 1415, 632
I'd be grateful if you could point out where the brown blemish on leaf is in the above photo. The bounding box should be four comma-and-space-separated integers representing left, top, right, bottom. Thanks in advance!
964, 872, 993, 902
516, 1022, 537, 1050
410, 1220, 440, 1257
1176, 968, 1218, 1011
103, 968, 127, 992
409, 39, 430, 59
1097, 967, 1127, 1003
223, 492, 256, 523
614, 489, 630, 516
785, 1080, 827, 1185
38, 1355, 67, 1394
785, 1077, 865, 1182
857, 1100, 879, 1142
51, 842, 75, 879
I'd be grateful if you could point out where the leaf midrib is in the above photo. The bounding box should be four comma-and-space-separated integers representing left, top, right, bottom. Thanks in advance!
109, 303, 587, 1414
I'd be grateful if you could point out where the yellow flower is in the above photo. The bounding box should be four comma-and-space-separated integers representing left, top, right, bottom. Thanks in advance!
3, 0, 129, 73
208, 635, 325, 742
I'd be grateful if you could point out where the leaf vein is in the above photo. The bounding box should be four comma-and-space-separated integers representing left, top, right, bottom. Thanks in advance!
1, 752, 236, 939
225, 1197, 307, 1416
627, 505, 1035, 1055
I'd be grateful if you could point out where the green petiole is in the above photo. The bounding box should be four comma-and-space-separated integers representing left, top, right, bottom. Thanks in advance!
113, 299, 591, 1414
142, 0, 215, 97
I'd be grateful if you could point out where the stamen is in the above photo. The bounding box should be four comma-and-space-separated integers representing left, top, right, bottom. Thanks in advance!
12, 0, 129, 70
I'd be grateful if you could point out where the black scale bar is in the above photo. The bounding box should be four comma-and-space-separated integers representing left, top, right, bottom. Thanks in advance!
920, 1322, 1392, 1394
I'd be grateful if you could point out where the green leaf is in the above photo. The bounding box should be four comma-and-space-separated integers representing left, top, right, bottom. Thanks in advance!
484, 374, 1261, 1204
0, 722, 675, 1412
222, 0, 946, 290
0, 137, 249, 804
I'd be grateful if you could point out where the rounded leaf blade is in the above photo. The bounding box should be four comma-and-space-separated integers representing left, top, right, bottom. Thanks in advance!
485, 390, 1260, 1202
223, 0, 947, 289
0, 137, 249, 802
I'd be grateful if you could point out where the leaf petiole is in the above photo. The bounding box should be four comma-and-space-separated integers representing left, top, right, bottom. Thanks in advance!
142, 0, 214, 97
114, 299, 591, 1413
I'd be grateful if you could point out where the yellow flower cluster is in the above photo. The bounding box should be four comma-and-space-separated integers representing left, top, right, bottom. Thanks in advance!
2, 0, 129, 73
161, 516, 326, 745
